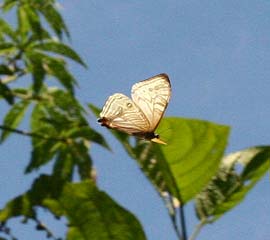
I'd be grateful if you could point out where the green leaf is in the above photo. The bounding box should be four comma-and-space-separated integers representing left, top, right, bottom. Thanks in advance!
26, 52, 46, 93
53, 148, 74, 181
88, 103, 100, 117
40, 4, 70, 39
0, 81, 14, 104
67, 126, 111, 150
25, 51, 76, 93
33, 41, 87, 67
158, 118, 229, 202
0, 100, 30, 142
0, 42, 16, 55
116, 117, 230, 205
26, 102, 61, 172
23, 5, 43, 39
17, 5, 31, 39
1, 0, 18, 12
63, 181, 146, 240
195, 146, 270, 222
0, 175, 146, 240
0, 64, 14, 75
0, 19, 17, 41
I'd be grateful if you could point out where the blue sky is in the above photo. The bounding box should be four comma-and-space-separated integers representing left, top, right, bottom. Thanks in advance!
1, 1, 270, 240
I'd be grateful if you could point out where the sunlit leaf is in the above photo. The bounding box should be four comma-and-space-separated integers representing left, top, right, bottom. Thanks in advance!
195, 146, 270, 222
0, 19, 17, 41
17, 5, 30, 39
0, 100, 30, 142
113, 117, 229, 205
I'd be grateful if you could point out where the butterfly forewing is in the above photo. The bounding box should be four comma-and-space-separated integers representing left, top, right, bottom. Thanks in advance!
99, 93, 150, 133
131, 74, 171, 132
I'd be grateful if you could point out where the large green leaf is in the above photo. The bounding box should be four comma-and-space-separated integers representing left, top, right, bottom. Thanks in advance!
0, 175, 146, 240
0, 100, 30, 142
156, 117, 230, 203
91, 112, 230, 205
195, 146, 270, 222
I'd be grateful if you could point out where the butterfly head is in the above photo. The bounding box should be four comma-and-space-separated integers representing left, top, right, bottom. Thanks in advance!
97, 117, 111, 128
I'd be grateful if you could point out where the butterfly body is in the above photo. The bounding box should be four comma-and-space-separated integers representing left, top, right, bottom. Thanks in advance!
98, 74, 171, 144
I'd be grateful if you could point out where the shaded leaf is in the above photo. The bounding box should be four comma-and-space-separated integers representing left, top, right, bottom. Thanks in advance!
0, 175, 146, 240
23, 4, 43, 39
0, 100, 30, 142
25, 51, 75, 93
42, 54, 75, 94
0, 42, 16, 55
67, 126, 110, 150
195, 146, 270, 222
26, 52, 46, 93
0, 82, 14, 104
26, 102, 62, 173
0, 64, 13, 75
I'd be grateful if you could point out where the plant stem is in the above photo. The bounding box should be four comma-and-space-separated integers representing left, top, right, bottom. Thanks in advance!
0, 125, 67, 142
189, 221, 205, 240
179, 205, 187, 240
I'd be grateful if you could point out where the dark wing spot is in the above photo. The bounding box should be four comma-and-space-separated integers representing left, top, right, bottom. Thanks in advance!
126, 102, 133, 108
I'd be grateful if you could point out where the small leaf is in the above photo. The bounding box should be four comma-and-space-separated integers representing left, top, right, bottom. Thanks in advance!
195, 146, 270, 222
0, 19, 17, 41
0, 64, 13, 75
1, 0, 18, 12
33, 41, 87, 67
0, 42, 16, 55
88, 103, 100, 117
25, 51, 76, 93
26, 53, 46, 93
40, 4, 69, 39
0, 100, 30, 142
17, 5, 31, 39
0, 82, 14, 104
23, 5, 43, 39
42, 55, 76, 94
68, 126, 111, 150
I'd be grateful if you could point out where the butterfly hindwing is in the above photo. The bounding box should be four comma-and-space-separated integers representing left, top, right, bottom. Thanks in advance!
99, 93, 150, 134
131, 74, 171, 132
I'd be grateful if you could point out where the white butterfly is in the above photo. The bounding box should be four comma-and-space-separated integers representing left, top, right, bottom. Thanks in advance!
98, 73, 171, 144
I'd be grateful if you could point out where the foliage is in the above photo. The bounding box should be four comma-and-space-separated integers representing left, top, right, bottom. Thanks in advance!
0, 1, 269, 240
